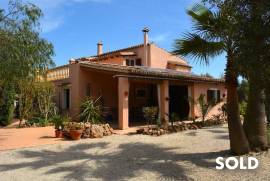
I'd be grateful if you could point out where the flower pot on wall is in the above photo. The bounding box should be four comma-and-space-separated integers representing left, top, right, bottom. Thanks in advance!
70, 130, 83, 140
55, 130, 63, 138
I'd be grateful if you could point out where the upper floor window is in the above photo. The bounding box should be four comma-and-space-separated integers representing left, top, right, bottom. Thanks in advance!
136, 59, 142, 66
126, 58, 142, 66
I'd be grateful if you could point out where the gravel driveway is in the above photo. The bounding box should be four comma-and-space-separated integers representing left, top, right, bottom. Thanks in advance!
0, 125, 269, 181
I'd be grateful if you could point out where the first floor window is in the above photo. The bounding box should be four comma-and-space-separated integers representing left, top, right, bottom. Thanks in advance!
86, 83, 91, 97
207, 89, 220, 104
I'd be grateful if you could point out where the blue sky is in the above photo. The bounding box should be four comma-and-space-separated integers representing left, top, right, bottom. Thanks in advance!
2, 0, 226, 78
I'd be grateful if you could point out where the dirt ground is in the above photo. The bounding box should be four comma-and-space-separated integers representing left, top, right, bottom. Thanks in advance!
0, 125, 269, 181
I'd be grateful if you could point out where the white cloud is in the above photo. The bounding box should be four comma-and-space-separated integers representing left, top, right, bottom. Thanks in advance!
151, 33, 170, 43
41, 16, 64, 33
23, 0, 111, 33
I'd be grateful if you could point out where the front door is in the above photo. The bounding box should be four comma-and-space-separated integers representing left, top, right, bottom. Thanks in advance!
169, 85, 190, 120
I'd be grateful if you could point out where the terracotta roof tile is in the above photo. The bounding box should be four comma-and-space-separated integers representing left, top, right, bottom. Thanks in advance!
79, 61, 224, 83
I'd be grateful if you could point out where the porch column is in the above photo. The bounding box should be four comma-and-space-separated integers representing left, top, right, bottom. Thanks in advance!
188, 84, 195, 119
69, 63, 81, 120
159, 80, 169, 129
118, 77, 129, 129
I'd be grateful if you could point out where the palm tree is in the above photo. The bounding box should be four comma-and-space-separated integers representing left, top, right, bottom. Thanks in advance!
232, 1, 269, 151
173, 4, 250, 155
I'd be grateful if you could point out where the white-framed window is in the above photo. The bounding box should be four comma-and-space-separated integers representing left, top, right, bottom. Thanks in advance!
126, 59, 142, 66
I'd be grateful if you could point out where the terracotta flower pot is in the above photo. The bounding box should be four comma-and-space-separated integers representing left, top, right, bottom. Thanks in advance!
55, 130, 63, 138
70, 130, 83, 140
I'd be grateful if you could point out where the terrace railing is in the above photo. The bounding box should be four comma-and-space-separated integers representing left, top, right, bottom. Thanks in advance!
47, 65, 69, 81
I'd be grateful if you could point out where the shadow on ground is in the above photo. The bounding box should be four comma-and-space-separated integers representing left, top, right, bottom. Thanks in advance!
207, 128, 228, 134
0, 141, 230, 181
185, 131, 198, 136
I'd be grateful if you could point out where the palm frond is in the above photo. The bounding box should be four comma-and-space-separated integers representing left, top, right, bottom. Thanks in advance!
172, 33, 224, 65
187, 3, 222, 40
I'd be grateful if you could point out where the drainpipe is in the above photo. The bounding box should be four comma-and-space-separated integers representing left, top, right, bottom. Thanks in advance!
142, 27, 149, 66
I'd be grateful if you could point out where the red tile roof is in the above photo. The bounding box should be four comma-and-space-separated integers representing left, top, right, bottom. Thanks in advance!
80, 61, 224, 83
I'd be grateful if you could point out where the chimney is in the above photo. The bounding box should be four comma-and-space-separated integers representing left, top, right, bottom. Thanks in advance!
142, 27, 150, 66
97, 41, 103, 56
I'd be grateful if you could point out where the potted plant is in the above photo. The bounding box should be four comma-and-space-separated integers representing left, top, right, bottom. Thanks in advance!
69, 122, 84, 140
51, 115, 69, 138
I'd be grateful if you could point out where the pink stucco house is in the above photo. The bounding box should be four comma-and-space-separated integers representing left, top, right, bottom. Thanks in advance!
47, 28, 226, 129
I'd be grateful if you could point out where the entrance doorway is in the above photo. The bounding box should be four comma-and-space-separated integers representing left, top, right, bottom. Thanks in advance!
169, 85, 190, 120
129, 82, 158, 125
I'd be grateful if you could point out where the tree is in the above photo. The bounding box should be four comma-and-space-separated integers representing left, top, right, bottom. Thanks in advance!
227, 0, 270, 151
0, 0, 54, 125
17, 79, 35, 127
35, 81, 55, 122
173, 4, 250, 155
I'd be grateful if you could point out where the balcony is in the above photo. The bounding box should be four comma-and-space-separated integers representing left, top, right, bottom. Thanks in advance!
47, 65, 69, 81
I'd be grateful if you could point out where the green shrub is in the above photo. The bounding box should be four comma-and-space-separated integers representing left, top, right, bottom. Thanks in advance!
239, 101, 247, 116
26, 117, 49, 127
197, 94, 213, 123
80, 97, 102, 124
143, 107, 158, 128
50, 115, 70, 130
64, 122, 84, 131
0, 84, 15, 126
170, 112, 180, 127
156, 118, 162, 128
0, 103, 14, 126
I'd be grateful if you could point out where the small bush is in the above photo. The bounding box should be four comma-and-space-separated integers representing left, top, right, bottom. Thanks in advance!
0, 103, 14, 126
80, 97, 102, 124
156, 117, 162, 128
143, 107, 158, 128
50, 115, 70, 130
0, 83, 15, 126
239, 101, 247, 116
26, 117, 49, 127
170, 112, 180, 127
64, 122, 84, 131
197, 94, 214, 123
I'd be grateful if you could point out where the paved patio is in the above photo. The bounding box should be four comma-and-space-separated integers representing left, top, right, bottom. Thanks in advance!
0, 126, 62, 151
0, 125, 146, 151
